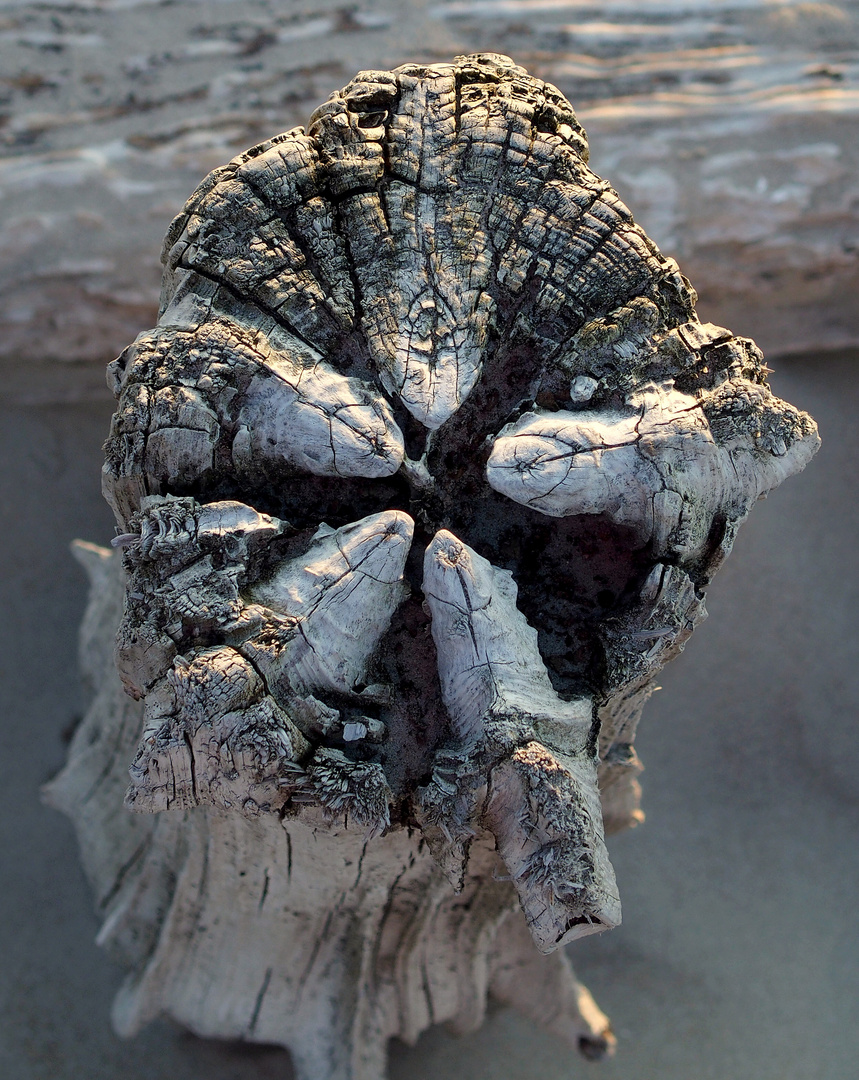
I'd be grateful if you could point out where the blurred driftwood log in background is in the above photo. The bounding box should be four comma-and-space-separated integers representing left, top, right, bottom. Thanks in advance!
0, 0, 857, 368
44, 52, 819, 1080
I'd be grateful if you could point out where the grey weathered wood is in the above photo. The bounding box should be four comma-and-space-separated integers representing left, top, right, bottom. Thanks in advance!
48, 53, 818, 1080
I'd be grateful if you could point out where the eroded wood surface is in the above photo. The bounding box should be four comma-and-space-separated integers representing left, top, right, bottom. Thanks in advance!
48, 53, 819, 1080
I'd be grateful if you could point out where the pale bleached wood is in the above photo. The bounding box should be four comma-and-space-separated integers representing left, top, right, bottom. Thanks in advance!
47, 548, 616, 1078
50, 53, 819, 1080
419, 530, 620, 950
487, 378, 819, 561
236, 364, 405, 479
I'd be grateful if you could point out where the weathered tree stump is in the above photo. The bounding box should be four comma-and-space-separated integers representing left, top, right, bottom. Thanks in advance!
46, 53, 819, 1080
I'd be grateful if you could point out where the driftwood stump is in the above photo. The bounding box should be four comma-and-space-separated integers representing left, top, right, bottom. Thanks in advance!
46, 54, 819, 1080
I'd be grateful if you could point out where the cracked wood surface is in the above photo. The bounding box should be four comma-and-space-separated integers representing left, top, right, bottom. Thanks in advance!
50, 53, 818, 1080
487, 380, 815, 560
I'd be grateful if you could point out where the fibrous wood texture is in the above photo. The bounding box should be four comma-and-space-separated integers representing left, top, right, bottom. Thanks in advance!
47, 53, 819, 1080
